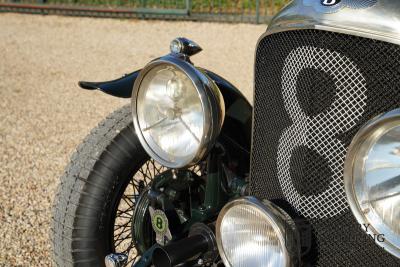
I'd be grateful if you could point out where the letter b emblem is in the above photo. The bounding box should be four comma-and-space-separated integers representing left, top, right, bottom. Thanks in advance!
321, 0, 341, 6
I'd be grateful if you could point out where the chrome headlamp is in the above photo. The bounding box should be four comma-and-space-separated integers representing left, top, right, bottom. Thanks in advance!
216, 197, 300, 267
344, 109, 400, 258
132, 54, 224, 169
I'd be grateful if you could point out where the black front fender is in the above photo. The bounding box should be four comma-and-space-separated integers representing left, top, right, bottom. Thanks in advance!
79, 69, 252, 172
79, 70, 141, 98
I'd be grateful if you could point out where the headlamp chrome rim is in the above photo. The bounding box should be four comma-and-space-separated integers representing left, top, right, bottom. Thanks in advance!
344, 108, 400, 259
131, 55, 224, 169
216, 196, 300, 267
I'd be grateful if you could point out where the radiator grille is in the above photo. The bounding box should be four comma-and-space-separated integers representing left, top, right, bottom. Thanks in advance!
252, 30, 400, 266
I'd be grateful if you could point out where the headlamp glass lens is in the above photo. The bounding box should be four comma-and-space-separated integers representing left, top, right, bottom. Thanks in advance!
219, 204, 286, 267
136, 65, 204, 165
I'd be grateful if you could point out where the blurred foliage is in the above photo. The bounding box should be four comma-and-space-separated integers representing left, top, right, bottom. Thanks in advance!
30, 0, 292, 15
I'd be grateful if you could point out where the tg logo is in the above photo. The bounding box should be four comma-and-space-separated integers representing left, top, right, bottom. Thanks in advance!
362, 223, 386, 244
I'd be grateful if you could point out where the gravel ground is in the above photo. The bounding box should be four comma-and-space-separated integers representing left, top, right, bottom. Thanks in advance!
0, 13, 265, 266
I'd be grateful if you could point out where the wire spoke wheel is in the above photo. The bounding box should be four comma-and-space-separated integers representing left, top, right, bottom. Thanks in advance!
111, 158, 205, 264
53, 106, 209, 267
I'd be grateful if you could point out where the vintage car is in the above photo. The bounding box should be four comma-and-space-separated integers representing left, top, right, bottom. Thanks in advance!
52, 0, 400, 266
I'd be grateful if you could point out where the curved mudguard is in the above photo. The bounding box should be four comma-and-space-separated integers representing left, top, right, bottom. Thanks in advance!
79, 69, 252, 174
79, 70, 140, 98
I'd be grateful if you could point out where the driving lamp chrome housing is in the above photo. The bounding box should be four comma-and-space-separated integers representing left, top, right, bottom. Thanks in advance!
216, 197, 300, 267
344, 109, 400, 258
132, 54, 225, 169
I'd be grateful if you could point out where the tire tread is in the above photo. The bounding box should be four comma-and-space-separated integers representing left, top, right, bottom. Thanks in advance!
52, 105, 144, 266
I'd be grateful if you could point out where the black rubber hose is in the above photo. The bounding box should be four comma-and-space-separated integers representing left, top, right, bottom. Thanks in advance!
152, 235, 209, 267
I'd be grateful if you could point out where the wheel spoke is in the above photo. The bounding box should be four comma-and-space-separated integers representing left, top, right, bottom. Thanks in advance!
112, 159, 202, 263
114, 227, 132, 241
114, 221, 131, 231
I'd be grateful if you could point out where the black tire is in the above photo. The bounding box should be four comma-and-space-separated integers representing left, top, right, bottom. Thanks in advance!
52, 105, 161, 266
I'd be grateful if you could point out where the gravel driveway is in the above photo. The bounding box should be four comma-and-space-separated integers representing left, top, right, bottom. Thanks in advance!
0, 13, 265, 266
